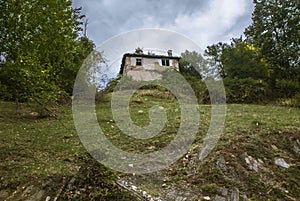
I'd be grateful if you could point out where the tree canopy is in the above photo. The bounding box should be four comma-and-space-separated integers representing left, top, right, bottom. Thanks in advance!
244, 0, 300, 79
204, 0, 299, 102
0, 0, 94, 106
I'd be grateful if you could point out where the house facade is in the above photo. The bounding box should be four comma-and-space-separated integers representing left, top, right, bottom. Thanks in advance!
120, 50, 180, 81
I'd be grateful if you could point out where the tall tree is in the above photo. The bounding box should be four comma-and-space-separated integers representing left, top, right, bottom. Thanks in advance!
0, 0, 93, 106
204, 42, 228, 78
221, 38, 270, 80
205, 38, 270, 80
205, 38, 271, 102
179, 50, 208, 79
244, 0, 300, 79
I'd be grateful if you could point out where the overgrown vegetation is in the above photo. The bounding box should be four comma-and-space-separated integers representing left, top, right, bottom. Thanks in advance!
93, 91, 300, 200
0, 0, 94, 111
204, 0, 299, 103
0, 0, 299, 200
1, 92, 300, 200
0, 101, 138, 200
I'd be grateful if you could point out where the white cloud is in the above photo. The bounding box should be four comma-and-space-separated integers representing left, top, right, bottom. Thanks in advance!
74, 0, 253, 50
165, 0, 250, 49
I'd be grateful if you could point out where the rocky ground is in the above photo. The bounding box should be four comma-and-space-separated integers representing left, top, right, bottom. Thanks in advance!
1, 100, 300, 201
115, 129, 300, 201
2, 129, 299, 201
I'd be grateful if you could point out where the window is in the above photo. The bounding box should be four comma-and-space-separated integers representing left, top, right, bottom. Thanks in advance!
136, 58, 142, 66
161, 59, 170, 66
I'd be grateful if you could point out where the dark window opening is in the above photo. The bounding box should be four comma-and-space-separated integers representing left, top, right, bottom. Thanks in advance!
162, 59, 170, 66
136, 58, 142, 66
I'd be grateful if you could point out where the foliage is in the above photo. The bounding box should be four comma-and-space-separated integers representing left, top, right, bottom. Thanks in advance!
275, 79, 300, 98
179, 50, 208, 79
245, 0, 300, 77
65, 36, 95, 94
206, 38, 271, 80
204, 0, 299, 102
183, 74, 209, 103
0, 0, 94, 108
222, 38, 270, 80
178, 50, 214, 103
292, 93, 300, 108
205, 38, 271, 103
179, 51, 201, 78
134, 47, 143, 54
244, 0, 300, 98
224, 77, 268, 103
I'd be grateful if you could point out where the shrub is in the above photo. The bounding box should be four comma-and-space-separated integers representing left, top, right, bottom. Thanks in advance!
275, 79, 299, 98
182, 74, 210, 103
292, 93, 300, 108
224, 78, 268, 103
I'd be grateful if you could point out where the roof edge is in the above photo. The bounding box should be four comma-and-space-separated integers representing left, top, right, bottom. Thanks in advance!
123, 53, 181, 60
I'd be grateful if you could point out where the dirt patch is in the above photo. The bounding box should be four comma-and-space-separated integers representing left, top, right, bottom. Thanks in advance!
0, 176, 65, 201
116, 129, 300, 200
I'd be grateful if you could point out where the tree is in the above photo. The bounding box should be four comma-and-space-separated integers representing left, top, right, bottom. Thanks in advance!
179, 50, 207, 79
205, 38, 270, 80
134, 47, 143, 54
204, 42, 228, 78
205, 38, 271, 102
178, 50, 211, 103
222, 38, 270, 80
0, 0, 93, 108
244, 0, 300, 79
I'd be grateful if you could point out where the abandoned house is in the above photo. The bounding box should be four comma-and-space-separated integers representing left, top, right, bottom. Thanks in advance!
120, 50, 181, 81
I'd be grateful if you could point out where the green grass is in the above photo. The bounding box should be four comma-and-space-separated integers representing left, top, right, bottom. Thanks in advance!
1, 92, 300, 200
0, 101, 138, 200
225, 104, 300, 131
96, 92, 182, 153
0, 101, 83, 186
96, 92, 300, 154
94, 91, 300, 200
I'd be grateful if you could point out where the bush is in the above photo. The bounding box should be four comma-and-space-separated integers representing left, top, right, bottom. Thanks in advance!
95, 91, 109, 103
224, 78, 268, 103
182, 74, 210, 103
275, 79, 299, 98
105, 78, 120, 92
292, 93, 300, 108
103, 72, 218, 104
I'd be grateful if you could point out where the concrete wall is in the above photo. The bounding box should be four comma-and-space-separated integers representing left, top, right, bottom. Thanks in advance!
124, 56, 179, 81
126, 70, 163, 81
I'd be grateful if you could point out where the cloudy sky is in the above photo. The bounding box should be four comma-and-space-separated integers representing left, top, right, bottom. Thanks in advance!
73, 0, 254, 50
72, 0, 254, 78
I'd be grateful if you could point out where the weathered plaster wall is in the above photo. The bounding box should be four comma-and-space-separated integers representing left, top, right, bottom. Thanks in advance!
124, 56, 179, 81
126, 70, 163, 81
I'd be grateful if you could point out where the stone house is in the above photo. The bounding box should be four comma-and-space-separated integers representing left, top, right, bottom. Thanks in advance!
120, 50, 180, 81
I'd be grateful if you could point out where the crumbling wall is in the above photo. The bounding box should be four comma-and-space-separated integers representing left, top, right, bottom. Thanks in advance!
126, 70, 163, 81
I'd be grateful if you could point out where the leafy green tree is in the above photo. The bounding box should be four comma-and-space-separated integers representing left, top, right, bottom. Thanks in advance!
206, 38, 270, 80
178, 50, 211, 103
205, 38, 271, 102
179, 50, 207, 79
205, 0, 299, 101
0, 0, 93, 108
221, 38, 270, 80
204, 42, 228, 78
63, 36, 95, 94
245, 0, 300, 80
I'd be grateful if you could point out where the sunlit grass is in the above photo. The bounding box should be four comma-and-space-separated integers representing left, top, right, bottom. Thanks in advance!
0, 95, 299, 199
0, 101, 84, 186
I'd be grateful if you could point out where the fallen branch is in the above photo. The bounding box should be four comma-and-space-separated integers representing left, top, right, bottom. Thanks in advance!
33, 98, 69, 130
115, 181, 147, 201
